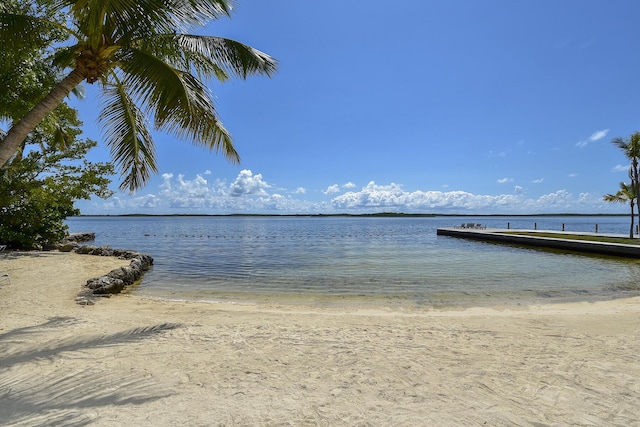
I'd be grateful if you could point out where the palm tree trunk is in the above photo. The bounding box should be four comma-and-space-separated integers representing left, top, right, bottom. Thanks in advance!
630, 202, 635, 239
0, 69, 85, 168
633, 161, 639, 237
631, 169, 640, 239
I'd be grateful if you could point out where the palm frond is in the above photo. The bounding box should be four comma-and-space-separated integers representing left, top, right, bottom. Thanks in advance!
1, 0, 273, 185
69, 0, 234, 44
116, 47, 239, 162
65, 0, 170, 48
604, 182, 635, 203
98, 76, 157, 192
90, 0, 175, 44
69, 0, 108, 48
629, 132, 640, 157
164, 0, 234, 27
165, 73, 239, 161
612, 134, 640, 158
50, 44, 81, 70
207, 36, 277, 79
139, 34, 230, 82
143, 34, 277, 81
611, 137, 627, 151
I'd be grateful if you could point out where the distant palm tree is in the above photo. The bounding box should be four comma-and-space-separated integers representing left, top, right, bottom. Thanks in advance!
603, 182, 636, 238
0, 0, 276, 191
612, 132, 640, 232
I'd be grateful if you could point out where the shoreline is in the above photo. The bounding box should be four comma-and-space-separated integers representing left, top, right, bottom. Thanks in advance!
1, 251, 639, 425
132, 278, 640, 310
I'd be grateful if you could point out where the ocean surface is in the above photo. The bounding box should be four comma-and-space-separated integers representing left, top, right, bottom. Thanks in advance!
66, 215, 640, 307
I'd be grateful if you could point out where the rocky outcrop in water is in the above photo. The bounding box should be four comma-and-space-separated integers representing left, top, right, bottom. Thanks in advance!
57, 232, 96, 252
72, 245, 154, 305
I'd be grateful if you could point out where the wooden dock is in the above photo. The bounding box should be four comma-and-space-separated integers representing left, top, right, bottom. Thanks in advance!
436, 227, 640, 259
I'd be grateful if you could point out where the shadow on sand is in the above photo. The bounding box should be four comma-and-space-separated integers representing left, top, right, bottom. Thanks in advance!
0, 317, 181, 426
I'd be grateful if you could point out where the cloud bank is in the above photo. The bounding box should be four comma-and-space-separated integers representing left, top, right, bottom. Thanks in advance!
83, 169, 621, 215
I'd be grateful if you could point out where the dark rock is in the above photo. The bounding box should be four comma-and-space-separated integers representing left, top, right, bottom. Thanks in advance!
76, 245, 97, 254
75, 245, 154, 304
86, 276, 125, 294
65, 232, 96, 243
108, 265, 137, 285
97, 246, 114, 256
58, 242, 79, 252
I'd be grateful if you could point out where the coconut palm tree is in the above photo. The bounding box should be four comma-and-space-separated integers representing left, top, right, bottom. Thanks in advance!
603, 182, 636, 238
0, 0, 276, 191
612, 132, 640, 231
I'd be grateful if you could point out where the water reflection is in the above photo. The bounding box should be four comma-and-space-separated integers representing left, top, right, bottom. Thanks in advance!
66, 216, 640, 306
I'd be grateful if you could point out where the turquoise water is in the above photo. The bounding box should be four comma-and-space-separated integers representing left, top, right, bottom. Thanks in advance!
66, 215, 640, 307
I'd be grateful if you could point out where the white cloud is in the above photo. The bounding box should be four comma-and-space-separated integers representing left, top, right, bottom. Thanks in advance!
158, 173, 212, 200
577, 128, 609, 148
569, 173, 578, 178
343, 182, 356, 189
532, 178, 544, 183
229, 169, 270, 197
612, 164, 629, 172
295, 187, 306, 194
324, 184, 340, 195
138, 170, 274, 210
536, 189, 573, 206
497, 178, 513, 184
100, 194, 161, 210
514, 185, 525, 194
156, 173, 219, 209
589, 129, 609, 141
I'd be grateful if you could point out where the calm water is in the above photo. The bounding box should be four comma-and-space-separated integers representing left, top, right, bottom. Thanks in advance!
66, 215, 640, 307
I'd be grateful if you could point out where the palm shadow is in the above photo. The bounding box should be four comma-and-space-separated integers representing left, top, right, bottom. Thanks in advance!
0, 367, 174, 427
0, 251, 57, 260
0, 322, 180, 368
0, 316, 77, 341
0, 318, 182, 426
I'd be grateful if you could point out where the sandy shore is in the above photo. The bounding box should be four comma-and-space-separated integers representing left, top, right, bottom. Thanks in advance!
1, 251, 639, 426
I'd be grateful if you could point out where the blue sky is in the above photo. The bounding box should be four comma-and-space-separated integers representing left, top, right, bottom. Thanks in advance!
71, 0, 640, 215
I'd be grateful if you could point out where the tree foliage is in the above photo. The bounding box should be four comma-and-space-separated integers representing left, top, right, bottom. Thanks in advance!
0, 137, 114, 249
607, 132, 640, 238
603, 181, 636, 238
0, 0, 80, 154
0, 0, 114, 249
0, 0, 277, 192
611, 132, 640, 203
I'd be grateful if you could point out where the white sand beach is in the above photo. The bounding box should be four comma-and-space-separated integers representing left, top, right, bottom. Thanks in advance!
1, 251, 639, 426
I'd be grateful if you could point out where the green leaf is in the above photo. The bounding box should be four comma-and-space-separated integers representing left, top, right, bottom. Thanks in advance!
98, 77, 157, 192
